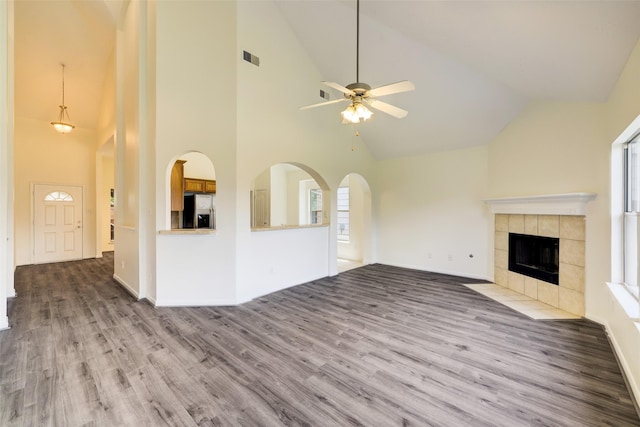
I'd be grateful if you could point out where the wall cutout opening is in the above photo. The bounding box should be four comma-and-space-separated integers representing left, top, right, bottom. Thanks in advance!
250, 163, 329, 229
169, 152, 216, 230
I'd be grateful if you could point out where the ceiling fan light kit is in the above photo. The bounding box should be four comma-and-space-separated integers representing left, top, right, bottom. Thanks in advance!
341, 102, 373, 124
300, 0, 414, 124
50, 63, 75, 134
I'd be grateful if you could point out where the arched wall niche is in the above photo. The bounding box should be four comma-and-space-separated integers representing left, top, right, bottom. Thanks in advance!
250, 162, 330, 229
167, 151, 217, 230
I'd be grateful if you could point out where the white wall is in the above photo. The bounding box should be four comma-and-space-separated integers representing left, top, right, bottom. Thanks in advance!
235, 0, 378, 296
270, 164, 287, 226
236, 226, 330, 303
181, 151, 216, 180
376, 145, 489, 279
113, 0, 144, 298
154, 0, 238, 305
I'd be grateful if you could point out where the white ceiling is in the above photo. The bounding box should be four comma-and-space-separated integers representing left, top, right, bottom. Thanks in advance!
14, 0, 640, 159
276, 0, 640, 159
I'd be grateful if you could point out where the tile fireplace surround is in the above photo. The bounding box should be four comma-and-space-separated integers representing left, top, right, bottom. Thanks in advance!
495, 214, 584, 315
485, 193, 597, 317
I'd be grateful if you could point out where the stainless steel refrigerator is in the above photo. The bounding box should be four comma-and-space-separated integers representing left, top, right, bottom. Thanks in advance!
183, 193, 215, 229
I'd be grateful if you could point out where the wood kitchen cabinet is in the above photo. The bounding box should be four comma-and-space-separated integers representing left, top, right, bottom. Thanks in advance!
205, 180, 217, 193
171, 160, 186, 211
184, 178, 216, 194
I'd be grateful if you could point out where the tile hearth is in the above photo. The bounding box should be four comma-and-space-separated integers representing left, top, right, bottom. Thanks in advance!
465, 283, 581, 320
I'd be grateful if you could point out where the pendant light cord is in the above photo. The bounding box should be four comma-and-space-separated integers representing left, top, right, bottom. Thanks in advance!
61, 63, 66, 107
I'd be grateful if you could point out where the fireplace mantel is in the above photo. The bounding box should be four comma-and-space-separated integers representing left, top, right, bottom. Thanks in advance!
484, 193, 597, 215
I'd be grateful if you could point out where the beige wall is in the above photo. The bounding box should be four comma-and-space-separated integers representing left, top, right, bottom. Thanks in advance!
0, 0, 13, 328
607, 39, 640, 140
96, 50, 116, 148
14, 117, 98, 265
488, 102, 607, 198
376, 145, 490, 278
487, 102, 608, 316
603, 38, 640, 406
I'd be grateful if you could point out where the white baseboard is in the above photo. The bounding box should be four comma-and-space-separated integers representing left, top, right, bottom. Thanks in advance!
0, 316, 9, 331
112, 274, 140, 299
153, 298, 237, 307
588, 313, 640, 412
381, 261, 490, 281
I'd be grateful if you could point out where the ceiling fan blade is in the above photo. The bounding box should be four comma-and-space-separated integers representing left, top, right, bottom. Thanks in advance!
300, 98, 348, 110
368, 80, 415, 98
321, 81, 355, 96
368, 99, 408, 119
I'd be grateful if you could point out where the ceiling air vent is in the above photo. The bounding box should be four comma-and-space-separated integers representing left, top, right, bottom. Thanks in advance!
242, 50, 260, 67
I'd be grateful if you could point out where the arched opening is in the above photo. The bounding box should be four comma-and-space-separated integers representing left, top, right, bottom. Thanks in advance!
337, 173, 372, 272
168, 152, 216, 230
250, 163, 330, 229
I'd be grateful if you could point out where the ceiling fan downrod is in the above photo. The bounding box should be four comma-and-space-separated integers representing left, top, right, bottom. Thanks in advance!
356, 0, 360, 83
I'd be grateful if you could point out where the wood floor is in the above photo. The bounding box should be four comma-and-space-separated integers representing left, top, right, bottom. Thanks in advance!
1, 254, 639, 426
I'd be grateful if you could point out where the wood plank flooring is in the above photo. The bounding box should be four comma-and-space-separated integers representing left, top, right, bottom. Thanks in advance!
1, 253, 639, 426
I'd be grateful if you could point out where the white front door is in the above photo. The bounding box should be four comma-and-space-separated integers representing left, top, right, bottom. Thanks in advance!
33, 184, 83, 264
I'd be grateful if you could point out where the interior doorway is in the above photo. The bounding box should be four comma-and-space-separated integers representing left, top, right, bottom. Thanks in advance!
33, 184, 83, 264
337, 174, 372, 273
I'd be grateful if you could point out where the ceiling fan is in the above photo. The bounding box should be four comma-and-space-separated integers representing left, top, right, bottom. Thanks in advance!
300, 0, 415, 124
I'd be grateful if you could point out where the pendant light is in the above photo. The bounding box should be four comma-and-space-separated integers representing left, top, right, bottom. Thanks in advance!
50, 64, 75, 134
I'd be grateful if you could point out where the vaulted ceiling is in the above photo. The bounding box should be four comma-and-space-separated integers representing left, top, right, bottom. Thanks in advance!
14, 0, 640, 159
14, 0, 117, 131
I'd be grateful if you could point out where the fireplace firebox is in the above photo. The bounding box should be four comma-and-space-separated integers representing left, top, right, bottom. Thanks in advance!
508, 233, 559, 285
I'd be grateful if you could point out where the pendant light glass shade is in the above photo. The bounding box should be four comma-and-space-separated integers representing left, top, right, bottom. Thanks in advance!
51, 64, 75, 134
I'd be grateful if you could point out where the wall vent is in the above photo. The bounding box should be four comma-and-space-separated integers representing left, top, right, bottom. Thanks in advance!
320, 89, 330, 100
242, 50, 260, 67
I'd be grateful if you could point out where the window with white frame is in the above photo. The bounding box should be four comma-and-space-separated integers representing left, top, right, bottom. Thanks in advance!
337, 186, 350, 241
310, 188, 322, 225
623, 136, 640, 299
